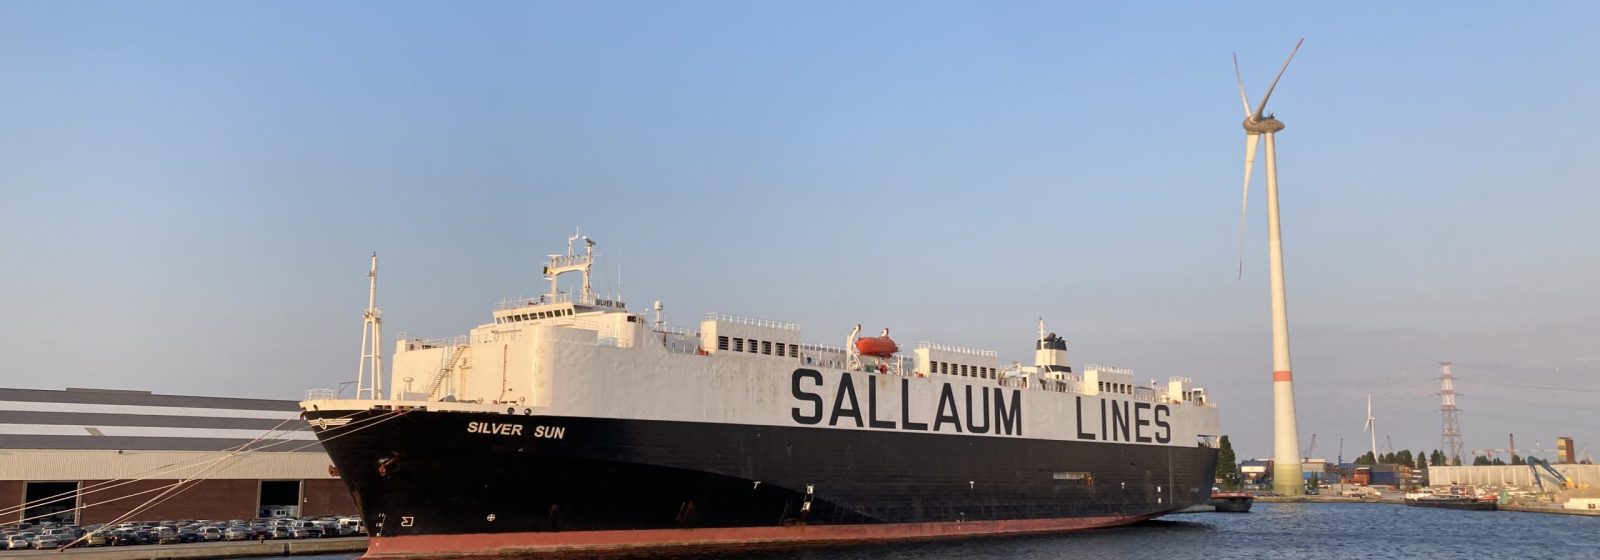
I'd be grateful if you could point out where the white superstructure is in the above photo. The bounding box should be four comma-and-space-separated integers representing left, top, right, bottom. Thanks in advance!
319, 236, 1220, 448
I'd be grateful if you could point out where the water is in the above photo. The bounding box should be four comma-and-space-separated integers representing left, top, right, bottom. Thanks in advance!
315, 503, 1600, 560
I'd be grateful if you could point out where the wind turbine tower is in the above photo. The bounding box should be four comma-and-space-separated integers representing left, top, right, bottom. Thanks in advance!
1234, 39, 1306, 496
1365, 394, 1378, 464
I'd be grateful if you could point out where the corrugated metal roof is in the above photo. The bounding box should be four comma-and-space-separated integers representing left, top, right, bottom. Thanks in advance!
1, 387, 313, 452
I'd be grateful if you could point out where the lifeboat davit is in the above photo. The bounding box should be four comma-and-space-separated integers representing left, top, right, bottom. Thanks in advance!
855, 336, 899, 358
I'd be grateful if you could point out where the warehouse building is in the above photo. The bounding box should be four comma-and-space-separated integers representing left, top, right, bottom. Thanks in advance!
1430, 464, 1600, 489
0, 387, 355, 525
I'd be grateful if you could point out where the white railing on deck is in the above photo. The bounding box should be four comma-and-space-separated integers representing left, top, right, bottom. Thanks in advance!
652, 325, 698, 336
1084, 364, 1134, 375
495, 294, 571, 311
401, 335, 468, 350
704, 313, 799, 331
916, 341, 998, 357
305, 389, 336, 400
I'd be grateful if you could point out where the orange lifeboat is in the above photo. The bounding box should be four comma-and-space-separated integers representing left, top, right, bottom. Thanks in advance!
855, 334, 899, 358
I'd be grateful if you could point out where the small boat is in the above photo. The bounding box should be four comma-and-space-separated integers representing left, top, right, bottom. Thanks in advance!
1403, 494, 1497, 511
1210, 491, 1254, 512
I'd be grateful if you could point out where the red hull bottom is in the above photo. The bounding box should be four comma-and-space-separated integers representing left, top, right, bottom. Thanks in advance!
364, 515, 1156, 558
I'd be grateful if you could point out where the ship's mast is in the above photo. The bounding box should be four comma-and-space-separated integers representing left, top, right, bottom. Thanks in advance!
547, 228, 597, 304
356, 252, 383, 400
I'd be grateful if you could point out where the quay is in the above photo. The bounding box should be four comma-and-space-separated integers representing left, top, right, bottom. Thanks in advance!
1254, 494, 1600, 516
0, 537, 366, 560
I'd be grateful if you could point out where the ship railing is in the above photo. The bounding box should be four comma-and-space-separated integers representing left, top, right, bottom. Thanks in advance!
400, 335, 469, 351
304, 388, 337, 400
652, 324, 698, 336
704, 312, 800, 331
495, 293, 574, 311
916, 341, 999, 357
1083, 364, 1134, 376
546, 254, 589, 269
662, 341, 704, 354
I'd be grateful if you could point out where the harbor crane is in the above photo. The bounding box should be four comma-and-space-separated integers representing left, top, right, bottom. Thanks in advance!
1302, 434, 1317, 462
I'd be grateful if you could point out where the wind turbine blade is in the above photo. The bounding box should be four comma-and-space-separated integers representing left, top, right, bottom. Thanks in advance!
1236, 133, 1260, 279
1233, 53, 1252, 117
1252, 38, 1304, 118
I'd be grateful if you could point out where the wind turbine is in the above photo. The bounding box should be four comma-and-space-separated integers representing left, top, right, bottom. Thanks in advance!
1234, 38, 1306, 496
1364, 394, 1378, 464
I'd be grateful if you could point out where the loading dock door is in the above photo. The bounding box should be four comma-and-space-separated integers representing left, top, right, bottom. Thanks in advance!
259, 480, 301, 518
24, 481, 79, 525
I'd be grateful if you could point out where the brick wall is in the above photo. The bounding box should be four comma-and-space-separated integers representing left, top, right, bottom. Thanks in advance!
300, 479, 358, 517
0, 481, 22, 523
79, 479, 259, 524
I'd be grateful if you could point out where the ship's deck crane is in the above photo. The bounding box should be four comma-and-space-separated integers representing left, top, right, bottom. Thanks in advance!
1528, 457, 1571, 493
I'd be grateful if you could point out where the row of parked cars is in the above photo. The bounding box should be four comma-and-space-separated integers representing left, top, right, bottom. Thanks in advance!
1, 516, 364, 550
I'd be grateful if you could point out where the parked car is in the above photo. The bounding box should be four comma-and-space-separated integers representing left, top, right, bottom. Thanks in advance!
178, 530, 203, 543
337, 517, 365, 535
288, 523, 320, 539
5, 534, 34, 550
32, 535, 64, 550
199, 527, 224, 541
269, 526, 291, 539
224, 527, 252, 541
157, 528, 180, 545
85, 531, 112, 547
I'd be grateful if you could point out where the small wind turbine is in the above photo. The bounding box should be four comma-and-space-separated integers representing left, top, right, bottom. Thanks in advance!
1234, 38, 1306, 496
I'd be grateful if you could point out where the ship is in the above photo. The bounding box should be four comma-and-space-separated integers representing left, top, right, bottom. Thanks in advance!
300, 234, 1223, 558
1208, 491, 1254, 513
1403, 489, 1497, 511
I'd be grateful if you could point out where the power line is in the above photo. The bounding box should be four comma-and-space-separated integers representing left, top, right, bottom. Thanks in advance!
1459, 379, 1600, 393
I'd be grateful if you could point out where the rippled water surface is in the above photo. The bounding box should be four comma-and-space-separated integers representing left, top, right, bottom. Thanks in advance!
312, 503, 1600, 560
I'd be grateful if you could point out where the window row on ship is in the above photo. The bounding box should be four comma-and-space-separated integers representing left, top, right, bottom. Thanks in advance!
495, 308, 574, 323
929, 361, 996, 379
716, 335, 801, 358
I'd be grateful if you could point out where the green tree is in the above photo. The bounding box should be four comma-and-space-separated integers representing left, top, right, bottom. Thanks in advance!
1396, 450, 1414, 467
1416, 453, 1429, 471
1215, 435, 1239, 487
1473, 455, 1492, 466
1430, 449, 1447, 466
1491, 457, 1507, 466
1355, 451, 1376, 465
1511, 454, 1525, 466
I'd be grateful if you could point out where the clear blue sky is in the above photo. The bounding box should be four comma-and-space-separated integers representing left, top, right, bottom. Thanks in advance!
2, 2, 1596, 461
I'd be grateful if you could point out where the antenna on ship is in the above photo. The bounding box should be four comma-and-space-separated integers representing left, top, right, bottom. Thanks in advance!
356, 252, 384, 400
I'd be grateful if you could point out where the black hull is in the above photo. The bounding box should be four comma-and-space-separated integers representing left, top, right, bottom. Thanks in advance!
1404, 498, 1497, 511
308, 408, 1216, 550
1209, 496, 1253, 513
